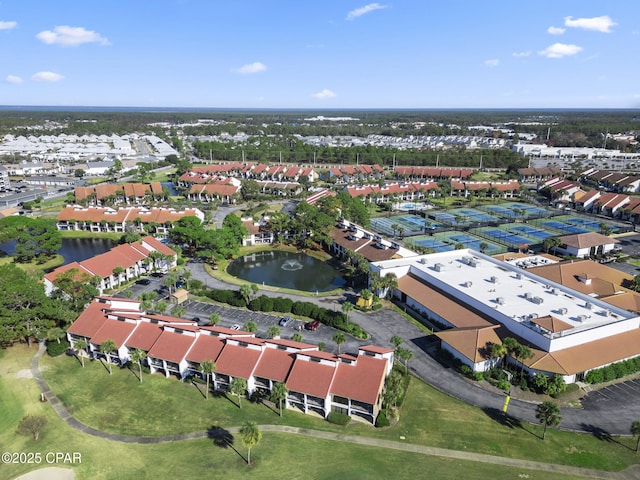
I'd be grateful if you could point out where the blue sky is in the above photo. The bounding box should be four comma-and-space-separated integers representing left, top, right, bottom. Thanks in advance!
1, 0, 639, 109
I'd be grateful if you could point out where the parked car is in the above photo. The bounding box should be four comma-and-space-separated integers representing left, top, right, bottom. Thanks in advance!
305, 320, 320, 331
230, 324, 241, 331
279, 316, 292, 327
192, 317, 201, 323
136, 278, 151, 285
151, 272, 165, 278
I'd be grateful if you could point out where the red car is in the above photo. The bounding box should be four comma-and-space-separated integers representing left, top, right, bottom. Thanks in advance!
305, 320, 320, 331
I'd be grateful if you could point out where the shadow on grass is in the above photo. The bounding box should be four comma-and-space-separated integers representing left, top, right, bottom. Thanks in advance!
127, 365, 142, 382
579, 423, 633, 450
207, 425, 246, 462
482, 407, 538, 438
191, 379, 208, 399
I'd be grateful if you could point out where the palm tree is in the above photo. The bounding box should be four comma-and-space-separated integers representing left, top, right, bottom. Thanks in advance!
333, 332, 346, 354
266, 325, 281, 339
396, 346, 414, 374
230, 377, 247, 408
112, 266, 125, 286
341, 301, 354, 322
390, 335, 404, 349
243, 321, 258, 333
240, 284, 253, 305
490, 342, 506, 367
100, 339, 117, 375
502, 337, 519, 369
516, 344, 533, 379
631, 421, 640, 452
535, 401, 562, 440
240, 420, 262, 465
171, 304, 186, 318
74, 337, 88, 368
130, 349, 146, 383
200, 359, 215, 399
271, 381, 288, 417
208, 313, 221, 326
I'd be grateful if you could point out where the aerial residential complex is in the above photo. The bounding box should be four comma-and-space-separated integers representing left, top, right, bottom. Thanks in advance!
66, 297, 394, 424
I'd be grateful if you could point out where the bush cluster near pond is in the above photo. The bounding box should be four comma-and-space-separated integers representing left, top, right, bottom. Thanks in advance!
204, 288, 367, 338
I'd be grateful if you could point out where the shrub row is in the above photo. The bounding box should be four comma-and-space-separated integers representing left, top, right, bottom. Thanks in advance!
47, 339, 70, 357
205, 288, 368, 337
585, 357, 640, 384
327, 411, 351, 426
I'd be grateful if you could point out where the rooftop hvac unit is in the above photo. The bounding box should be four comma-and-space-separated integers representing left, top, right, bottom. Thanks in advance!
532, 296, 544, 304
420, 258, 428, 264
490, 276, 498, 284
464, 281, 473, 287
496, 297, 505, 305
550, 288, 558, 295
524, 292, 533, 299
515, 272, 522, 280
604, 310, 612, 317
461, 256, 473, 265
468, 260, 478, 268
434, 263, 444, 272
585, 302, 593, 310
576, 314, 588, 322
558, 307, 568, 315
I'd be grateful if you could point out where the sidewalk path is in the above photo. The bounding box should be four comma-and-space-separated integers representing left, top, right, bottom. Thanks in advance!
29, 344, 637, 480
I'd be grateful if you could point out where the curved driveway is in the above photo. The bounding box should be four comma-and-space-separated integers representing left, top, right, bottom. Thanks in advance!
186, 258, 640, 436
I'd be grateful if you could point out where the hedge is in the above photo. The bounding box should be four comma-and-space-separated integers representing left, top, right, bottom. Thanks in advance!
585, 357, 640, 384
327, 411, 351, 426
47, 338, 70, 357
375, 410, 390, 427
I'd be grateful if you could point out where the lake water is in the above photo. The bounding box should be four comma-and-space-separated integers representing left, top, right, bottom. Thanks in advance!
0, 237, 114, 265
227, 250, 345, 292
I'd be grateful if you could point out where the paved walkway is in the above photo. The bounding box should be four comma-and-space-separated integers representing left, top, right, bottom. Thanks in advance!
186, 259, 640, 437
28, 344, 638, 480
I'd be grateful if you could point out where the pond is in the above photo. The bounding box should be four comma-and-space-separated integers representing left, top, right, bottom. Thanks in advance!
227, 250, 345, 292
0, 237, 115, 266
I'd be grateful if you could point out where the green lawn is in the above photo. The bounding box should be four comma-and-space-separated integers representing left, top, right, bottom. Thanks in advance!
39, 348, 640, 472
1, 345, 638, 479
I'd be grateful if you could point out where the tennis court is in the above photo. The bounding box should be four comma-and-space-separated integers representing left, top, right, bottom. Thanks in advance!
560, 216, 620, 233
448, 207, 499, 223
433, 232, 506, 254
411, 237, 453, 253
505, 224, 556, 241
473, 228, 536, 247
539, 220, 591, 235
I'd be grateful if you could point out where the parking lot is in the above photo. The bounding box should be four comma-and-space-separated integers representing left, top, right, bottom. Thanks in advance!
120, 278, 360, 353
581, 378, 640, 411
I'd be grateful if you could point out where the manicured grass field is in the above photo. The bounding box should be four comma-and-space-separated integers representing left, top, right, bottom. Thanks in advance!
1, 344, 638, 479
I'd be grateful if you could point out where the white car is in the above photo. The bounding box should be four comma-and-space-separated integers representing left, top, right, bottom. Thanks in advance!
230, 324, 241, 331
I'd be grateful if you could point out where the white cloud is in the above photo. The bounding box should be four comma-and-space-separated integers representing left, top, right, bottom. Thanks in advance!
36, 25, 109, 46
234, 62, 267, 74
512, 51, 531, 57
564, 15, 616, 33
538, 43, 583, 58
0, 21, 17, 30
312, 89, 336, 99
484, 59, 499, 67
547, 26, 566, 35
346, 3, 388, 20
32, 71, 64, 82
5, 75, 23, 84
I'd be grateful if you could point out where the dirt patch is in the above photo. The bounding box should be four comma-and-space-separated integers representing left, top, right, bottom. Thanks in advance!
15, 369, 33, 379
